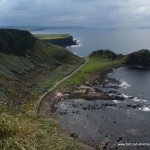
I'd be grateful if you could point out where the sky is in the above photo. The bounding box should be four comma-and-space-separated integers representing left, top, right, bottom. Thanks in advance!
0, 0, 150, 28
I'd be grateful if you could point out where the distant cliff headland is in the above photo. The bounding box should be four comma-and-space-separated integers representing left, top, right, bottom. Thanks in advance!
34, 33, 77, 47
90, 49, 150, 67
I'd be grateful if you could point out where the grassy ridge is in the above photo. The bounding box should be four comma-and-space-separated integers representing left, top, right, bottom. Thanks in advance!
34, 34, 70, 40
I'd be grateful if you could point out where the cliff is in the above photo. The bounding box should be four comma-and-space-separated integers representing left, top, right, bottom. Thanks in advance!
35, 34, 77, 47
125, 49, 150, 67
45, 35, 77, 47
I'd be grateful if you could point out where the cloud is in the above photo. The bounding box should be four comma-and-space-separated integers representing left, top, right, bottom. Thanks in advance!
0, 0, 150, 28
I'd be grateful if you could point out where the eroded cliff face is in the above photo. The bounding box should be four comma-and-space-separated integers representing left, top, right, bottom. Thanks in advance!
125, 49, 150, 67
42, 35, 77, 47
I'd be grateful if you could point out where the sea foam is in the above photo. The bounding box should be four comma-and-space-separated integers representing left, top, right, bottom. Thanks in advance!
113, 100, 121, 104
139, 106, 150, 112
122, 94, 131, 99
132, 97, 148, 103
119, 80, 132, 89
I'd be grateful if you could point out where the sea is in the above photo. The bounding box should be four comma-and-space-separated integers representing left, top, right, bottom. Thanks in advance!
32, 28, 150, 149
32, 28, 150, 56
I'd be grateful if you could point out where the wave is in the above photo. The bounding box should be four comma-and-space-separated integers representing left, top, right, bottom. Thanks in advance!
139, 106, 150, 112
73, 38, 80, 43
113, 100, 121, 103
119, 80, 132, 89
122, 94, 131, 99
132, 97, 148, 103
71, 38, 81, 47
122, 94, 148, 103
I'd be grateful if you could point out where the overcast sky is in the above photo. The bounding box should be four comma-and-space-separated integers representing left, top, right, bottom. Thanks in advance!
0, 0, 150, 28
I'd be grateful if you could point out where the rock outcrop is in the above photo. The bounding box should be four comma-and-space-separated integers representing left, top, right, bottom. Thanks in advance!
43, 35, 77, 47
89, 49, 119, 59
125, 49, 150, 67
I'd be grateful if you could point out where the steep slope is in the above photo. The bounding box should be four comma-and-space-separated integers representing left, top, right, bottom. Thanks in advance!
0, 30, 92, 150
0, 29, 83, 109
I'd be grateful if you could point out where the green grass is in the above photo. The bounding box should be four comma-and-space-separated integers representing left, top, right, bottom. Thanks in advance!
0, 32, 83, 108
0, 29, 88, 150
0, 60, 86, 150
0, 30, 125, 150
34, 34, 70, 40
0, 56, 123, 150
63, 56, 124, 85
0, 104, 83, 150
0, 53, 35, 80
28, 63, 83, 95
0, 33, 82, 80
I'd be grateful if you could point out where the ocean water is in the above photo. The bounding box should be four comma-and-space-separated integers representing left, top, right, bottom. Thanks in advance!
32, 28, 150, 56
109, 67, 150, 105
55, 67, 150, 148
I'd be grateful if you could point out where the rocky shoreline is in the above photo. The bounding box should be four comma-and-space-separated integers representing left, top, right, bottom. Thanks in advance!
39, 49, 150, 150
40, 63, 126, 115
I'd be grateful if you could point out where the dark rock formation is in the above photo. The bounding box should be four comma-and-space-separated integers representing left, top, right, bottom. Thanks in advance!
125, 49, 150, 67
43, 35, 77, 47
0, 29, 36, 56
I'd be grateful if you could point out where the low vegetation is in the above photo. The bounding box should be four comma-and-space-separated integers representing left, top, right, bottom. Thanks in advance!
0, 29, 86, 150
0, 103, 83, 150
0, 30, 128, 150
0, 29, 83, 108
63, 49, 124, 85
34, 34, 70, 40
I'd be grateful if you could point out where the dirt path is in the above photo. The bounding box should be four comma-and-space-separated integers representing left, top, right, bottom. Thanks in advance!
32, 59, 89, 114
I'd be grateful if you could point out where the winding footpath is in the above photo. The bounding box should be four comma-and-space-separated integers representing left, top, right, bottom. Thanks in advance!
32, 58, 89, 114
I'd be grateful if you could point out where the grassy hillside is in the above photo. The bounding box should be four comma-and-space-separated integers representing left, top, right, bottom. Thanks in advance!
0, 29, 86, 149
0, 29, 83, 110
0, 29, 81, 79
0, 103, 87, 150
62, 49, 124, 85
